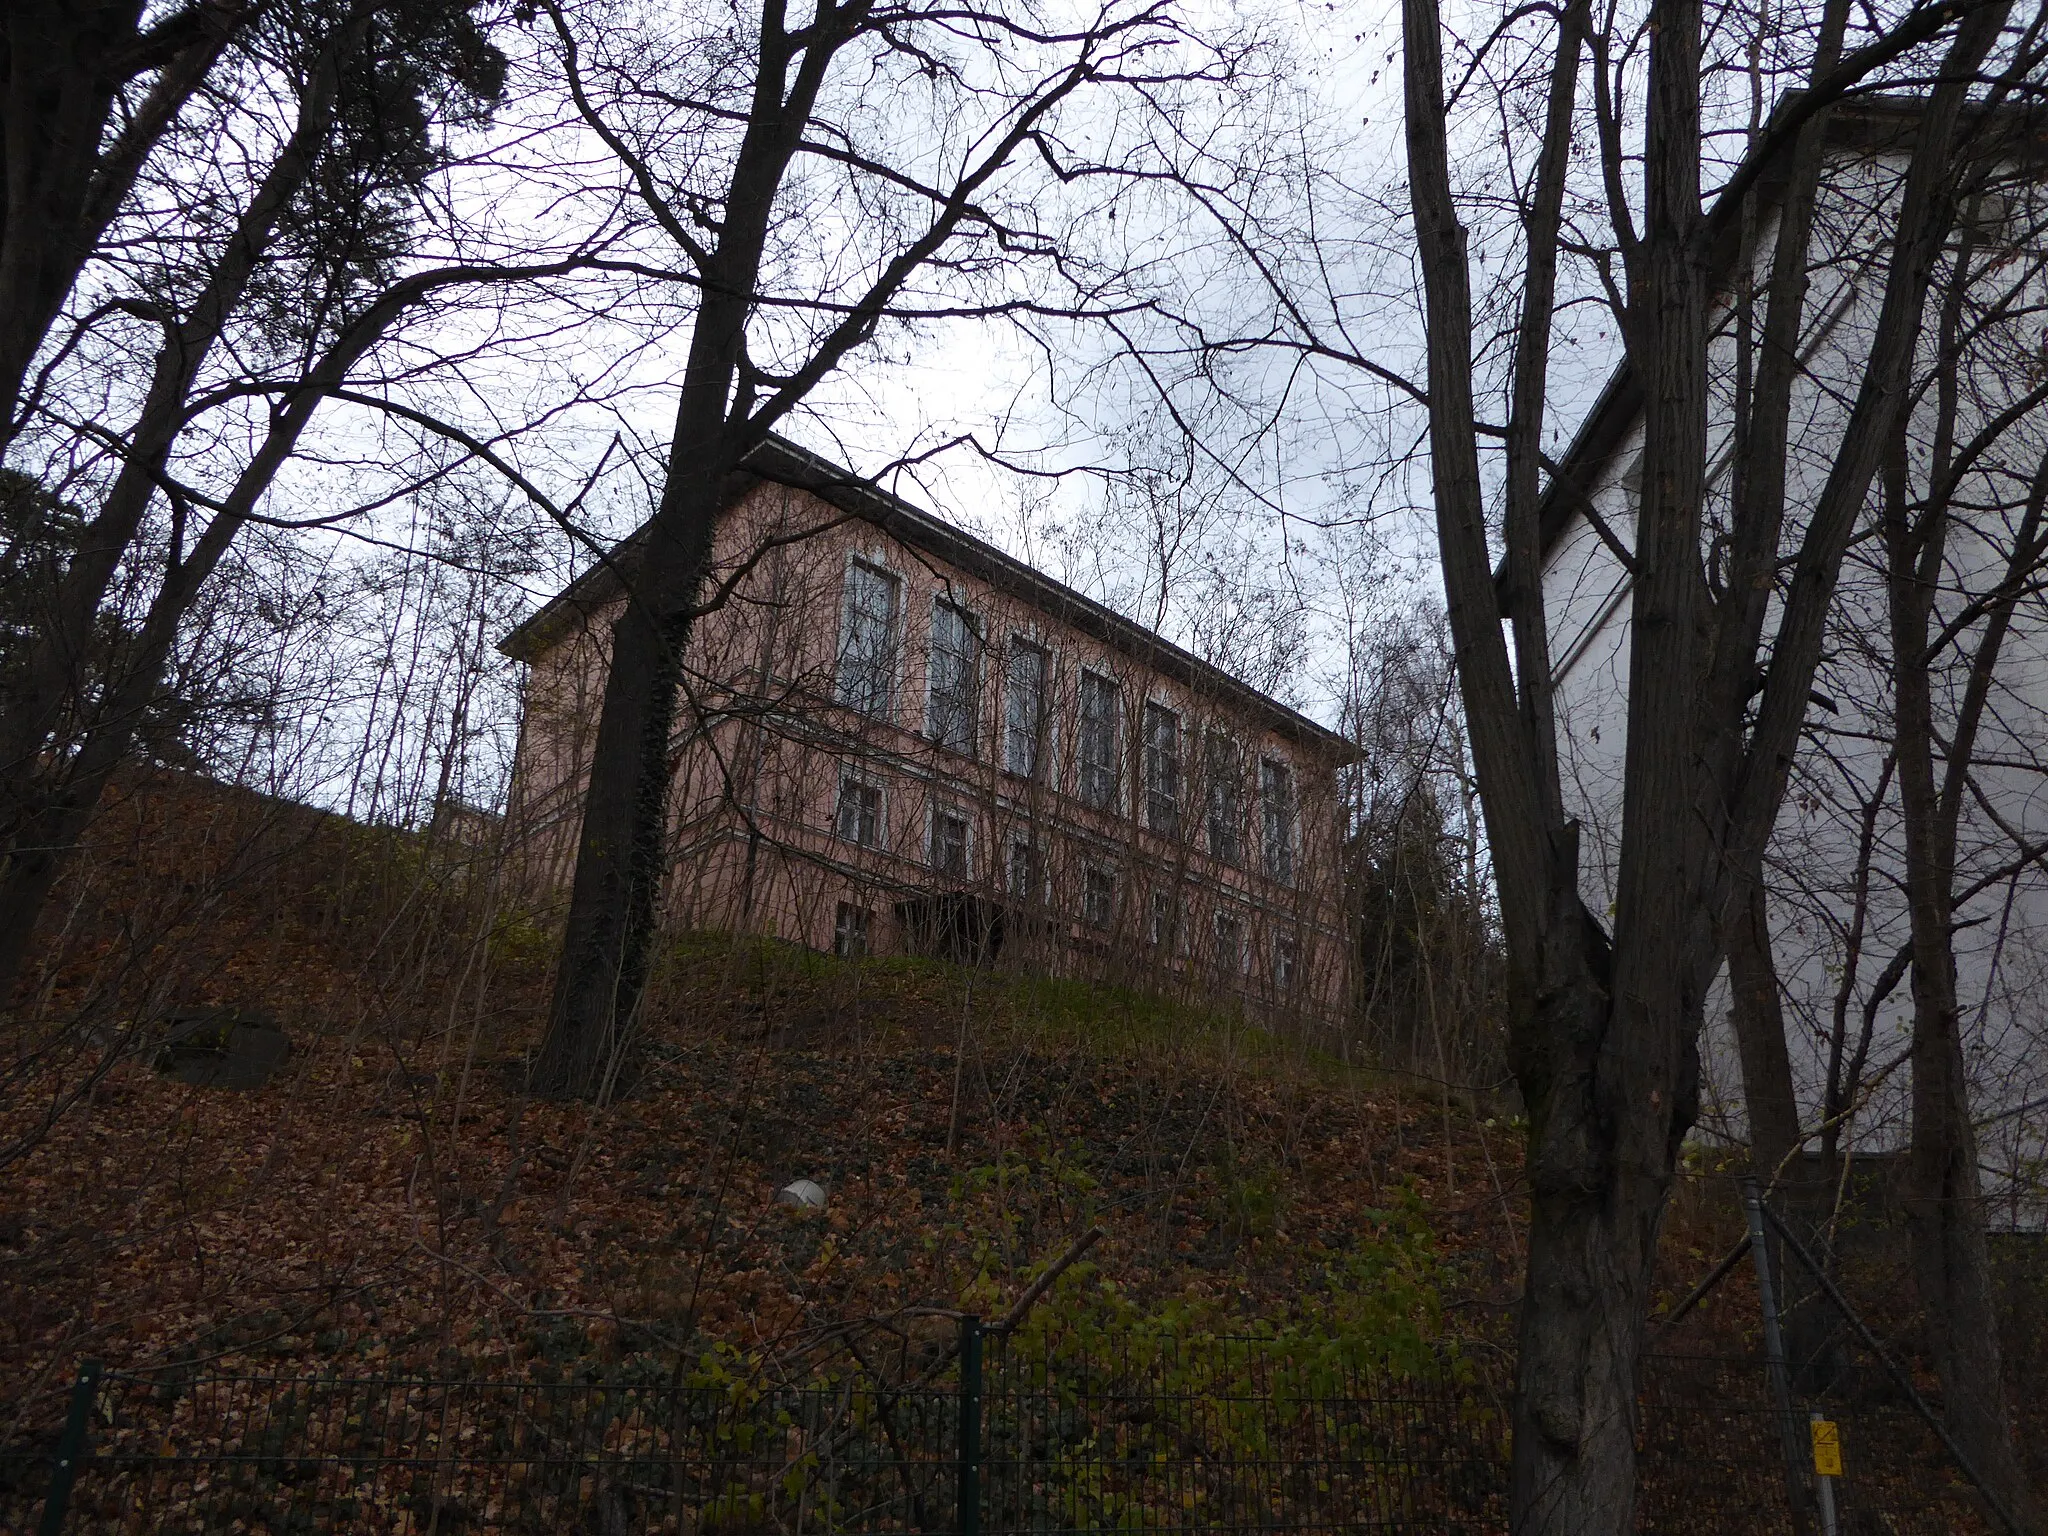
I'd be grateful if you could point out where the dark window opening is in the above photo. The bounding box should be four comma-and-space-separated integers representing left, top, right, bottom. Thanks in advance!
834, 902, 872, 958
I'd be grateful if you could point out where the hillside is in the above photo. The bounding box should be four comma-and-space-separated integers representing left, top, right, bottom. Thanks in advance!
3, 771, 1532, 1432
9, 773, 2045, 1536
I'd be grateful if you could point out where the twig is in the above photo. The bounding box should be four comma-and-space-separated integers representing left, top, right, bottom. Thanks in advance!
991, 1226, 1105, 1334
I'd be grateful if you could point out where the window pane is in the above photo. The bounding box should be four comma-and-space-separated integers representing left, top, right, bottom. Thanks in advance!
1142, 702, 1180, 834
1274, 935, 1298, 991
927, 600, 979, 754
834, 903, 872, 958
930, 807, 969, 878
1146, 708, 1179, 826
836, 562, 900, 717
1081, 864, 1115, 929
1260, 758, 1295, 884
836, 773, 880, 846
1003, 640, 1047, 777
1148, 889, 1177, 949
1212, 912, 1242, 974
1007, 835, 1039, 900
1078, 672, 1119, 811
1205, 732, 1241, 865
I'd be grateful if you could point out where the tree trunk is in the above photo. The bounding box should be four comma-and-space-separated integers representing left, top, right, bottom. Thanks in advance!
1891, 621, 2038, 1533
1725, 871, 1801, 1180
1724, 866, 1847, 1392
529, 0, 895, 1095
1402, 0, 1704, 1515
1884, 377, 2041, 1536
528, 487, 714, 1099
0, 2, 374, 1004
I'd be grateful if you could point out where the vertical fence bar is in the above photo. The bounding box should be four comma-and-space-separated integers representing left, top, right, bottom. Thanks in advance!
38, 1360, 102, 1536
956, 1317, 981, 1536
1743, 1178, 1812, 1532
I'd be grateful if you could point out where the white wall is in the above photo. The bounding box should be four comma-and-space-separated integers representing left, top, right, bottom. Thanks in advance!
1541, 143, 2048, 1227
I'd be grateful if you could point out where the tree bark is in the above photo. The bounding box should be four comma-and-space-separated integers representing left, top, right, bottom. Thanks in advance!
0, 4, 380, 1003
1403, 0, 1698, 1520
1725, 872, 1802, 1181
0, 0, 243, 449
530, 0, 853, 1097
1882, 342, 2046, 1533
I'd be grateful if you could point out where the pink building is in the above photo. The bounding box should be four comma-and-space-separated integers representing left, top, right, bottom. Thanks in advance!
503, 438, 1354, 1025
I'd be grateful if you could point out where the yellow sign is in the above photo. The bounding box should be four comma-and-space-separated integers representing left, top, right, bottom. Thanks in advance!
1810, 1418, 1843, 1478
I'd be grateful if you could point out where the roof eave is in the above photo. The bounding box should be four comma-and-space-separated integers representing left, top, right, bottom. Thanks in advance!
501, 436, 1359, 762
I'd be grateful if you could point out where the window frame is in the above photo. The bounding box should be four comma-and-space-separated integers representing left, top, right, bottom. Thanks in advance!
1141, 699, 1181, 835
928, 799, 973, 880
1076, 668, 1122, 813
1001, 634, 1051, 780
1211, 909, 1244, 976
1273, 933, 1299, 992
1259, 755, 1296, 885
925, 596, 982, 756
1005, 832, 1044, 903
1147, 888, 1180, 950
1204, 730, 1243, 866
834, 901, 873, 958
835, 556, 903, 720
1080, 861, 1117, 930
834, 769, 885, 848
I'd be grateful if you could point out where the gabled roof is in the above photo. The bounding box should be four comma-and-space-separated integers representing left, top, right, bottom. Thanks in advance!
1531, 92, 2048, 570
501, 434, 1356, 759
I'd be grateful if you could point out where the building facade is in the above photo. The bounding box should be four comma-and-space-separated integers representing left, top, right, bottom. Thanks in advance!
503, 438, 1354, 1025
1538, 97, 2048, 1226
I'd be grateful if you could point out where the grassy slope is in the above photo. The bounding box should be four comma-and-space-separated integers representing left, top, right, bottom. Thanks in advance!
2, 775, 1546, 1441
27, 772, 2030, 1475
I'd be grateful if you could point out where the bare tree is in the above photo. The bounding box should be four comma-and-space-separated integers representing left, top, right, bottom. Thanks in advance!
529, 0, 1228, 1096
0, 0, 598, 1002
1875, 165, 2048, 1525
1, 0, 253, 448
1397, 0, 2030, 1522
1699, 91, 2048, 1520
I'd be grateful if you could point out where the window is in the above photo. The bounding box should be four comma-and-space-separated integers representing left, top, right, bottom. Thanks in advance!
1205, 731, 1242, 865
836, 560, 900, 717
1003, 638, 1048, 778
1007, 834, 1042, 902
1081, 863, 1116, 929
834, 902, 872, 958
1142, 702, 1180, 835
927, 599, 979, 754
930, 804, 970, 879
1212, 911, 1243, 975
1148, 889, 1178, 950
1274, 934, 1298, 992
1078, 670, 1120, 811
1260, 757, 1295, 884
835, 772, 882, 846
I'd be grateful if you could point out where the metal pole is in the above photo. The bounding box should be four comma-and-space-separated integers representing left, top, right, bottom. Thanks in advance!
39, 1359, 102, 1536
1760, 1201, 2031, 1536
1810, 1413, 1839, 1536
956, 1316, 982, 1536
1743, 1178, 1812, 1531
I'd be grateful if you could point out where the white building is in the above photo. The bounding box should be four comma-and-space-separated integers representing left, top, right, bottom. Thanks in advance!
1539, 95, 2048, 1228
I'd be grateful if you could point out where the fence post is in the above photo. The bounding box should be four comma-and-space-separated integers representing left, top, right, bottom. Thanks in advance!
1742, 1179, 1812, 1533
39, 1359, 102, 1536
956, 1316, 982, 1536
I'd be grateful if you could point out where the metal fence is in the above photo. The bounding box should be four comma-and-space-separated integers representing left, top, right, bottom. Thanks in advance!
1, 1327, 1506, 1536
1633, 1351, 1997, 1535
0, 1329, 2000, 1534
